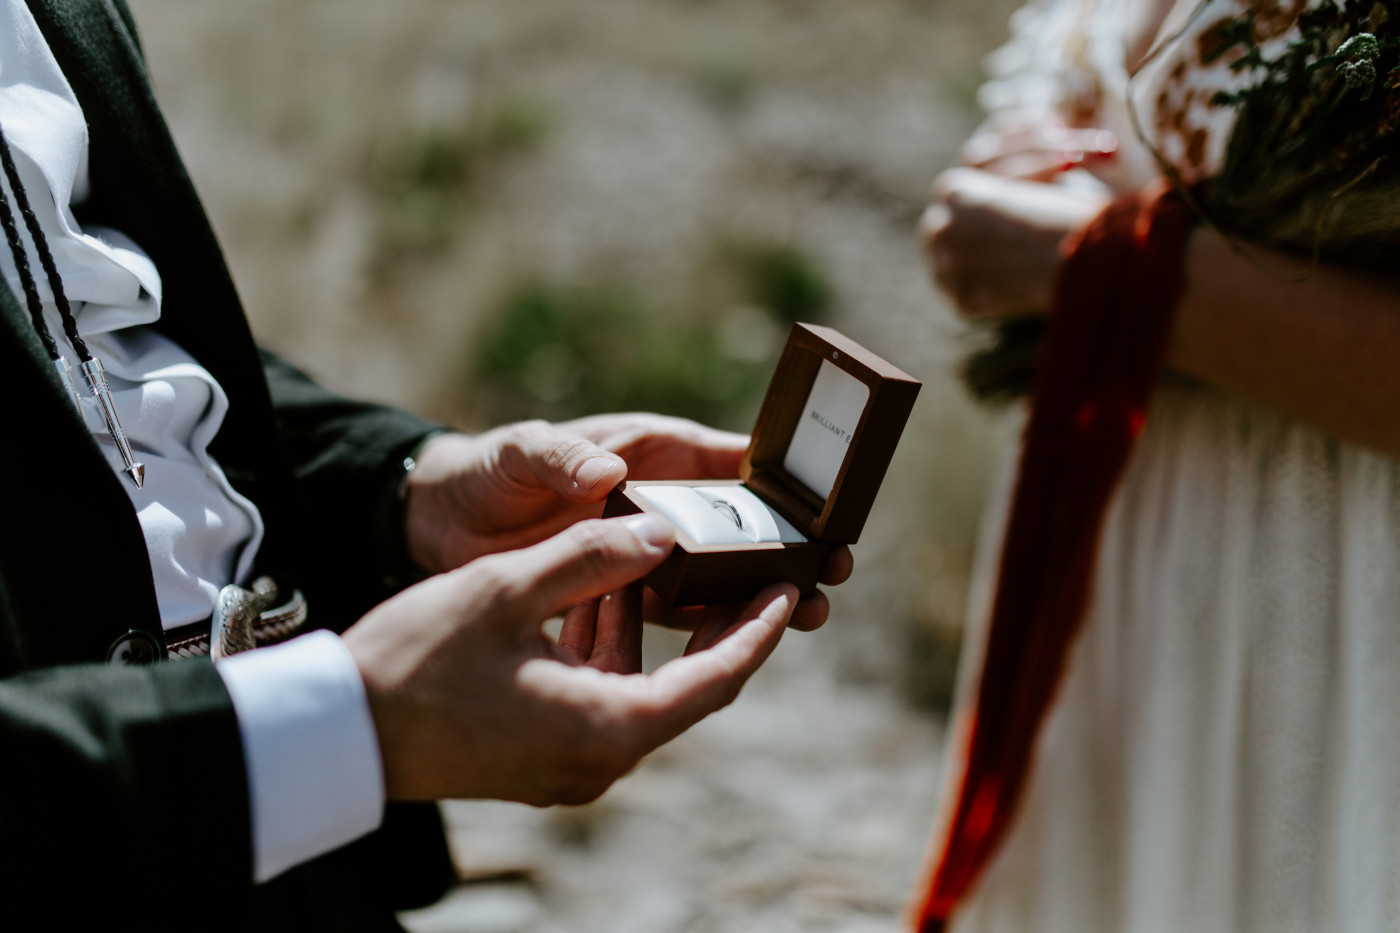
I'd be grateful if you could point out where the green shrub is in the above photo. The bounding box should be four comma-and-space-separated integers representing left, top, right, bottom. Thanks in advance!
466, 279, 770, 430
364, 95, 551, 270
725, 240, 831, 324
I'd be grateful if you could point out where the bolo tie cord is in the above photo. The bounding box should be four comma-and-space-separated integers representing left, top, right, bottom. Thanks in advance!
0, 120, 145, 487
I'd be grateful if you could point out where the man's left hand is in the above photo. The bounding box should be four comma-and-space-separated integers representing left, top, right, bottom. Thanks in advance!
403, 414, 750, 575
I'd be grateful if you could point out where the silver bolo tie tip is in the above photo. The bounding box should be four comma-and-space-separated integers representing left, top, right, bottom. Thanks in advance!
53, 356, 85, 414
80, 357, 146, 488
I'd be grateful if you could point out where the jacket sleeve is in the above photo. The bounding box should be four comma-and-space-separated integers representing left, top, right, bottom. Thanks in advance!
259, 349, 443, 625
255, 355, 458, 913
0, 654, 453, 928
0, 657, 255, 929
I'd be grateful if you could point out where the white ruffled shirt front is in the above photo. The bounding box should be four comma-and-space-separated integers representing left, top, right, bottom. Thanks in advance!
1, 0, 383, 882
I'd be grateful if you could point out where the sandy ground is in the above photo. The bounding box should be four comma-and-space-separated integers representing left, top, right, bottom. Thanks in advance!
405, 629, 948, 933
124, 1, 1022, 928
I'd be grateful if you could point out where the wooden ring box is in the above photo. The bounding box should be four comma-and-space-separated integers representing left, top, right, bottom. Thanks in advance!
604, 323, 920, 605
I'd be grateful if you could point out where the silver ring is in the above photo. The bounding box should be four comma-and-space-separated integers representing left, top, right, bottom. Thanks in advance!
711, 498, 743, 530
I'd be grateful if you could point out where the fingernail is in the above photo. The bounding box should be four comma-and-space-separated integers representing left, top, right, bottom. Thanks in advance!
760, 586, 796, 623
576, 456, 620, 490
623, 514, 674, 552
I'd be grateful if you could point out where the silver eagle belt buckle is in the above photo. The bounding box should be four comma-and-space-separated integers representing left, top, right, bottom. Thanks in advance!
210, 576, 308, 661
159, 576, 308, 662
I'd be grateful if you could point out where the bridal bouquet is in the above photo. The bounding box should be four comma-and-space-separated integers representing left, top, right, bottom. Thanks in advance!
1209, 0, 1400, 268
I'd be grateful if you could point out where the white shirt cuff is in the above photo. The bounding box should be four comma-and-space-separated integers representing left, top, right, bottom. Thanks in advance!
216, 629, 385, 882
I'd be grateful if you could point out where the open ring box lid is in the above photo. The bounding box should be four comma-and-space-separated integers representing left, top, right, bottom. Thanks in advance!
604, 323, 920, 605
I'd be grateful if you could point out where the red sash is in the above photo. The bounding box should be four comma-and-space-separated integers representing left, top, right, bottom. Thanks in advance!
912, 183, 1196, 931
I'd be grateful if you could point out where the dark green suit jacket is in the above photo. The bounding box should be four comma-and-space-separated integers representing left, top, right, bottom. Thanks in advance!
0, 2, 453, 928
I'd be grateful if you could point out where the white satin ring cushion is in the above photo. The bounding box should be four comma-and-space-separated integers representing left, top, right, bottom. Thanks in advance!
633, 485, 807, 546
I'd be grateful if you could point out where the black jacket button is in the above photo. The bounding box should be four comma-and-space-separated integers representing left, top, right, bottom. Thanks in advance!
106, 630, 162, 665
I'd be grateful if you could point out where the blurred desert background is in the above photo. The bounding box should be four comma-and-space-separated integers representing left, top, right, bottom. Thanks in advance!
125, 0, 1022, 929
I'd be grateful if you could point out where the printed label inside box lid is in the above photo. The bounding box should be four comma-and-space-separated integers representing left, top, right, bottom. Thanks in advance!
782, 359, 868, 501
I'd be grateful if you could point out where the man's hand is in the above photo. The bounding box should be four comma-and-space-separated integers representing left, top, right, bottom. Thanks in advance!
556, 412, 752, 481
403, 415, 750, 575
343, 514, 798, 804
566, 415, 854, 631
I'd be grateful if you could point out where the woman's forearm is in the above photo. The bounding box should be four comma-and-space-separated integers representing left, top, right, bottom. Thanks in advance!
1168, 228, 1400, 458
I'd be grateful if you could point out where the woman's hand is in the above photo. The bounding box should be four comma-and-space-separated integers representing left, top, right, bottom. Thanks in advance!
961, 122, 1118, 182
920, 166, 1109, 321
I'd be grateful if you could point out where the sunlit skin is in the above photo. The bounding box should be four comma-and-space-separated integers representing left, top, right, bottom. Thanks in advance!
922, 128, 1400, 461
346, 412, 852, 802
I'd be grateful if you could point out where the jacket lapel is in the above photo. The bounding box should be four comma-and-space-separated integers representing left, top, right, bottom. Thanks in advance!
0, 277, 158, 669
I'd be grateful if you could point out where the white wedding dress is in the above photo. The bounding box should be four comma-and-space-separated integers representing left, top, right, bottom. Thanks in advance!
944, 2, 1400, 930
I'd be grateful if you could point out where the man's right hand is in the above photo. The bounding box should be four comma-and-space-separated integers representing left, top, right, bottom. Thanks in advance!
341, 513, 798, 805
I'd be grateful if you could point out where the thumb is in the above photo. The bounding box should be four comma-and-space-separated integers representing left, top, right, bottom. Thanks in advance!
502, 421, 628, 502
495, 514, 675, 623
